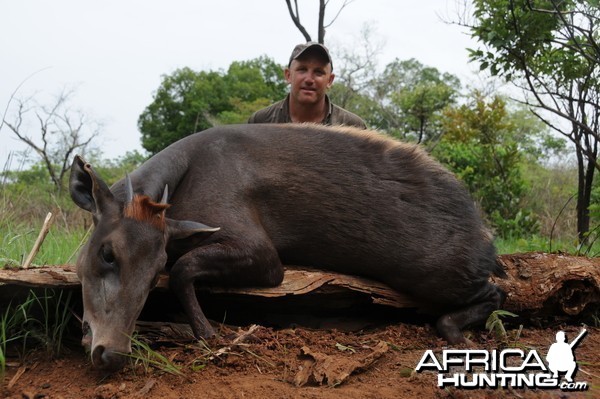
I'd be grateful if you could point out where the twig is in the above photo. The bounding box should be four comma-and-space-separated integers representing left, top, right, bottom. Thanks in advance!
211, 324, 261, 359
0, 67, 52, 135
231, 324, 260, 345
7, 365, 27, 389
134, 378, 156, 398
22, 212, 54, 269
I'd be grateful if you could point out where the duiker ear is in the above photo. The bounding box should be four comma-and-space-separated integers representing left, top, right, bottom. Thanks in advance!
69, 155, 116, 216
166, 219, 220, 241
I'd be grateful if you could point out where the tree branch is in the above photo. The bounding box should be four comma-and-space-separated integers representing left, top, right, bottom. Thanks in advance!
0, 67, 52, 137
4, 88, 100, 191
323, 0, 354, 29
318, 0, 326, 43
285, 0, 312, 42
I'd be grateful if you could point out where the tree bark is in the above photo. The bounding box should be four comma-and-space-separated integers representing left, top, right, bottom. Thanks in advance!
1, 253, 598, 319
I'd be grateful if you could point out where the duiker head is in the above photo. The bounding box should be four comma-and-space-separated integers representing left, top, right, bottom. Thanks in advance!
69, 155, 218, 372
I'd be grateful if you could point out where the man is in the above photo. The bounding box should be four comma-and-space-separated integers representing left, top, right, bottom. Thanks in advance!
248, 42, 367, 129
546, 329, 586, 383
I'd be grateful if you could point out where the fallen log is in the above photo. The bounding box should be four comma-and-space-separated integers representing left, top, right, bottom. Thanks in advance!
494, 252, 600, 318
0, 264, 417, 308
1, 253, 598, 318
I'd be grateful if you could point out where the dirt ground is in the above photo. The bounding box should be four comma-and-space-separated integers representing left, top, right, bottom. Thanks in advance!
2, 320, 598, 399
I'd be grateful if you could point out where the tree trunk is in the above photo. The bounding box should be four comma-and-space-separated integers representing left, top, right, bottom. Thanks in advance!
579, 157, 594, 244
575, 129, 596, 245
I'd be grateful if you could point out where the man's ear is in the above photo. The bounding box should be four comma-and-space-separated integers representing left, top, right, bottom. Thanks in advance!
166, 219, 220, 241
69, 155, 116, 218
284, 67, 292, 84
327, 72, 335, 88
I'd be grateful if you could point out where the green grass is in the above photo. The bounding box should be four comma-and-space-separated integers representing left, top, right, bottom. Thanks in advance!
1, 213, 595, 269
28, 289, 74, 356
0, 296, 33, 377
495, 235, 600, 256
0, 222, 89, 267
126, 334, 186, 377
0, 289, 73, 377
1, 181, 90, 268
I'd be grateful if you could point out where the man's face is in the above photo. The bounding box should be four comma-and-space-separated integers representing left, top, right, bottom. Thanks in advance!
285, 52, 335, 106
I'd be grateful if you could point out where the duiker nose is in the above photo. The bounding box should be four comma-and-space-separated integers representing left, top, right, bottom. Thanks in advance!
92, 345, 128, 372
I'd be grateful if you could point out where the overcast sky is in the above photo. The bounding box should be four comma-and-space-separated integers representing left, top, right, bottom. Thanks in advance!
0, 0, 481, 168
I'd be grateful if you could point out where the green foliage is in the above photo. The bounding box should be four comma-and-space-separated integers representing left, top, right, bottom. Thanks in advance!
486, 310, 519, 343
1, 163, 53, 188
390, 81, 456, 143
225, 57, 288, 102
1, 177, 89, 266
328, 83, 385, 128
138, 67, 220, 154
138, 56, 287, 154
586, 174, 600, 230
127, 334, 185, 377
0, 222, 87, 268
0, 289, 74, 373
0, 296, 32, 377
520, 162, 579, 242
28, 289, 73, 356
470, 0, 587, 81
0, 150, 153, 271
93, 150, 149, 186
434, 92, 538, 237
468, 0, 600, 243
494, 235, 595, 254
0, 151, 148, 267
503, 105, 567, 161
585, 193, 600, 253
216, 97, 273, 125
373, 58, 461, 144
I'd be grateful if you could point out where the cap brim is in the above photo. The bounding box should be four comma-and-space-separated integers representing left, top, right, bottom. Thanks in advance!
289, 43, 332, 68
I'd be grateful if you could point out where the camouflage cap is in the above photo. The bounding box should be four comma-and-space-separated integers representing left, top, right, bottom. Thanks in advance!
288, 42, 333, 70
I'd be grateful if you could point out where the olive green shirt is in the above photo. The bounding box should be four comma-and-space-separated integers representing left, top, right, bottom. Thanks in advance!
248, 94, 367, 129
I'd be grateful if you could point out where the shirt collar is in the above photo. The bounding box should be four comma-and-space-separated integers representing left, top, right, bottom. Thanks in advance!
283, 94, 333, 124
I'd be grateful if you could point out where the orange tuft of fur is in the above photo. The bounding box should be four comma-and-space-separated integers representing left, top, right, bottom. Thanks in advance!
123, 195, 170, 230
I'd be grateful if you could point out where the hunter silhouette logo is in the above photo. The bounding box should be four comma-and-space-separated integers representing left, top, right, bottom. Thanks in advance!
546, 329, 587, 383
415, 328, 589, 391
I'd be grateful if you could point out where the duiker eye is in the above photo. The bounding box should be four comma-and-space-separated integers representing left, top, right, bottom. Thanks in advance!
100, 245, 116, 266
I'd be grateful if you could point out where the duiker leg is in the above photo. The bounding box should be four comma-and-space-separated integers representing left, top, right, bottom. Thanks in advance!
169, 240, 283, 339
436, 283, 506, 344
